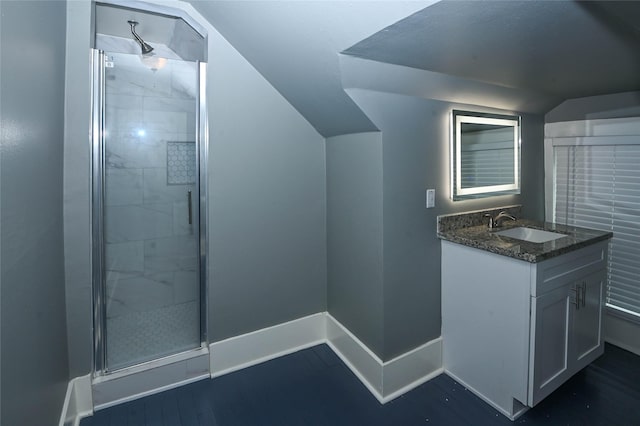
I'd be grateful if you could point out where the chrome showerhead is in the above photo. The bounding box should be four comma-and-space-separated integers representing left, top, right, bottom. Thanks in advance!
128, 20, 154, 55
139, 41, 154, 55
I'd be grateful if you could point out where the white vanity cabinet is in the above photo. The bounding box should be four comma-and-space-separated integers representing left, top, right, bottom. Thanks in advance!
529, 253, 606, 406
442, 239, 608, 420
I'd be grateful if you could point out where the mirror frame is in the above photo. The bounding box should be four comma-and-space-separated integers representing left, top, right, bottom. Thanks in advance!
451, 110, 521, 200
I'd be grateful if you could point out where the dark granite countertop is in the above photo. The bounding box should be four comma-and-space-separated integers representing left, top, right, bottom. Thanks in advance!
438, 218, 612, 263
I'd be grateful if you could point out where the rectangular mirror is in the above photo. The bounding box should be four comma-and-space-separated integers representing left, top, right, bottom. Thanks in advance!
451, 110, 521, 200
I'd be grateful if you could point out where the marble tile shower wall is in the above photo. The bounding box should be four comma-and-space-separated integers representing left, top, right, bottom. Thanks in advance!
103, 53, 198, 321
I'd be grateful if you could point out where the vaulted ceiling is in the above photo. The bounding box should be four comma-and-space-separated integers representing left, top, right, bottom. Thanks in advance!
187, 1, 640, 137
345, 1, 640, 101
188, 0, 434, 137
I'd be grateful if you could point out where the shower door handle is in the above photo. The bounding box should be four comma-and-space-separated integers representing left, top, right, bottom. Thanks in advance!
187, 190, 193, 225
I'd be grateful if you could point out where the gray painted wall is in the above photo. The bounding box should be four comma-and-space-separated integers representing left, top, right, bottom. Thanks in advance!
326, 132, 384, 355
338, 62, 544, 361
63, 0, 94, 378
0, 1, 70, 425
327, 98, 544, 360
207, 26, 327, 341
545, 91, 640, 123
63, 3, 327, 375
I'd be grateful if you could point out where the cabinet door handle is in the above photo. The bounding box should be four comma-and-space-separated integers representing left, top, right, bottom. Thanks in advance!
582, 281, 587, 308
571, 286, 580, 310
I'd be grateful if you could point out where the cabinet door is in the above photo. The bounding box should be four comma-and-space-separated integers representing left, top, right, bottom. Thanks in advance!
529, 285, 572, 406
571, 270, 605, 371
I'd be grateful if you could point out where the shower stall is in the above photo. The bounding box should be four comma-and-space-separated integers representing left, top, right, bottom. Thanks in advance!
91, 6, 208, 377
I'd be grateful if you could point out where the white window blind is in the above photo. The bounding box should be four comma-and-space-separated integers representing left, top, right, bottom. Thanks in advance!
553, 143, 640, 319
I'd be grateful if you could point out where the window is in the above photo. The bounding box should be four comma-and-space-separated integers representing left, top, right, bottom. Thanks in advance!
546, 118, 640, 321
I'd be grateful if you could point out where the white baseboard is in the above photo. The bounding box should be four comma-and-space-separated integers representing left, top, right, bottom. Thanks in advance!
325, 313, 443, 403
59, 374, 93, 426
70, 311, 443, 423
381, 335, 443, 402
210, 312, 326, 377
325, 313, 384, 397
210, 312, 443, 404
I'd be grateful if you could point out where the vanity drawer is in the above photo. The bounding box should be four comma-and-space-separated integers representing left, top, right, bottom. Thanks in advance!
531, 241, 608, 297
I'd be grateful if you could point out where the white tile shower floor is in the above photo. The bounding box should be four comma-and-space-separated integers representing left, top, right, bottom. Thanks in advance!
106, 300, 200, 370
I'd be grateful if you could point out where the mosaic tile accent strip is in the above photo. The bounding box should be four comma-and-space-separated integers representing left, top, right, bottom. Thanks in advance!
167, 142, 196, 185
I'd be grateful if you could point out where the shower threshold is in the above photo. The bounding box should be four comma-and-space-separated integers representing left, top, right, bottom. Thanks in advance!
92, 346, 210, 410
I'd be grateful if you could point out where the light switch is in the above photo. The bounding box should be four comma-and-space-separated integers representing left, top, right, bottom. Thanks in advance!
426, 189, 436, 208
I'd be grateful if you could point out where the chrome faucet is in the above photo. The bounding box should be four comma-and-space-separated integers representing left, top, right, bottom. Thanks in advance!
484, 211, 517, 229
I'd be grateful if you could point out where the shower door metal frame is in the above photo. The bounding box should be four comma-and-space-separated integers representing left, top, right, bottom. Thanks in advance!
91, 49, 108, 375
196, 61, 209, 351
90, 49, 209, 376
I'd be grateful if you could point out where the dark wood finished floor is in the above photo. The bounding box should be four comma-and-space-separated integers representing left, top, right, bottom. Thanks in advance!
81, 343, 640, 425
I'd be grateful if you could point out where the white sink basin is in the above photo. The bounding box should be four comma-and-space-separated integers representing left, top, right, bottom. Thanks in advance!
495, 227, 567, 243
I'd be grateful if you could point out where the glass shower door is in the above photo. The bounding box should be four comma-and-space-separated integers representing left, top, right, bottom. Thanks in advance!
98, 51, 202, 371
